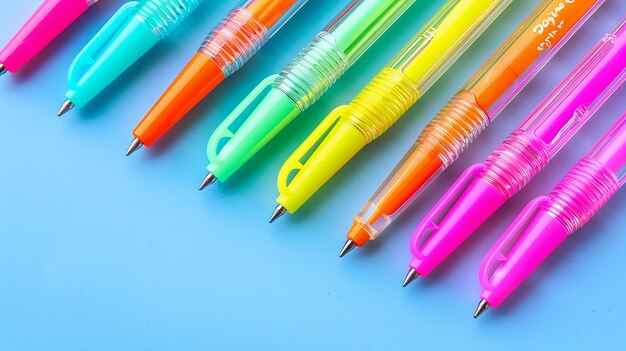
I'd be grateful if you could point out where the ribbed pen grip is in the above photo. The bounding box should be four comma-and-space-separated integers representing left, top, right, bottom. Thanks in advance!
344, 67, 419, 142
481, 130, 550, 198
415, 90, 489, 166
136, 0, 201, 39
274, 32, 349, 111
199, 8, 268, 76
544, 158, 620, 234
87, 0, 99, 5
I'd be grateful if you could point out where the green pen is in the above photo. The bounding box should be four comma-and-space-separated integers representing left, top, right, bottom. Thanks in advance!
199, 0, 415, 190
57, 0, 203, 116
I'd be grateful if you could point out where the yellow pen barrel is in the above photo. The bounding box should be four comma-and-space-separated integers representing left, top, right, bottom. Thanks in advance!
276, 0, 512, 213
277, 68, 418, 212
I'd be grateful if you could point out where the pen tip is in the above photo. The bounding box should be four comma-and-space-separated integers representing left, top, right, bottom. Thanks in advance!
339, 239, 357, 258
269, 205, 287, 224
473, 299, 490, 319
57, 100, 75, 117
125, 138, 144, 156
198, 173, 217, 190
402, 268, 419, 288
0, 64, 7, 76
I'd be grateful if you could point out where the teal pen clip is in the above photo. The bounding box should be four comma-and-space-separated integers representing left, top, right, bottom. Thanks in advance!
61, 0, 202, 113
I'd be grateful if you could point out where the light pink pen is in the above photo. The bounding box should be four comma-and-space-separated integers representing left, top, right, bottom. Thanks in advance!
475, 111, 626, 318
403, 18, 626, 287
0, 0, 99, 75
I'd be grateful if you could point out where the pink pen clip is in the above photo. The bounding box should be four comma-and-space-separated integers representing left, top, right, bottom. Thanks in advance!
478, 197, 567, 309
475, 111, 626, 318
0, 0, 97, 74
408, 163, 505, 278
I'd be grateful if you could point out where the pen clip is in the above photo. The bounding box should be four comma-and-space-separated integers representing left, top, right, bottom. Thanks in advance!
478, 196, 551, 290
207, 75, 278, 161
67, 1, 139, 88
277, 105, 350, 196
411, 163, 484, 259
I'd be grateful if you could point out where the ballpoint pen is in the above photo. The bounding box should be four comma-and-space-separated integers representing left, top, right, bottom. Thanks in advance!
57, 0, 203, 116
273, 0, 518, 224
403, 18, 626, 287
0, 0, 99, 76
198, 0, 416, 193
125, 0, 307, 155
341, 0, 605, 258
474, 111, 626, 318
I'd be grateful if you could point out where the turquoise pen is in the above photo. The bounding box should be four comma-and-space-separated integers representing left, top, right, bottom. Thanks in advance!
57, 0, 203, 116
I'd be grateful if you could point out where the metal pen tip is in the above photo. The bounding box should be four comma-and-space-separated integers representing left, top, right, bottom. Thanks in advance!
339, 239, 357, 257
57, 100, 75, 117
269, 205, 287, 223
0, 64, 7, 76
198, 173, 217, 190
402, 268, 419, 288
473, 299, 490, 319
125, 138, 144, 156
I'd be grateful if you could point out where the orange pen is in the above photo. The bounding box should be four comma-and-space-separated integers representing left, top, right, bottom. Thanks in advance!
125, 0, 307, 155
341, 0, 604, 256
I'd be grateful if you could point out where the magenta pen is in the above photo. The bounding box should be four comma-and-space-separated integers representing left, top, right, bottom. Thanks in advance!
402, 18, 626, 288
474, 110, 626, 318
0, 0, 99, 75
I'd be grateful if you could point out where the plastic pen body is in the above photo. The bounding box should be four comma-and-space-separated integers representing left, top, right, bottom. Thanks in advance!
64, 0, 202, 110
204, 0, 415, 183
477, 111, 626, 313
275, 0, 513, 215
407, 18, 626, 279
346, 0, 605, 250
0, 0, 97, 74
131, 0, 306, 148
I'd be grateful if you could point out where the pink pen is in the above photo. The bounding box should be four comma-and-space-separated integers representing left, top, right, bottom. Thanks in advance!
402, 18, 626, 288
0, 0, 99, 75
474, 111, 626, 318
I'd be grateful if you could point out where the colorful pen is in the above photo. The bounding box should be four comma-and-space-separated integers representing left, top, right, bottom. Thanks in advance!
198, 0, 416, 192
0, 0, 99, 76
475, 110, 626, 318
125, 0, 307, 155
273, 0, 516, 224
57, 0, 203, 116
403, 18, 626, 287
342, 0, 605, 257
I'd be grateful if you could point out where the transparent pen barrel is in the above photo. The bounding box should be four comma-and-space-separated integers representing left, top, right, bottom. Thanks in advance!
481, 130, 550, 198
544, 158, 620, 234
416, 90, 490, 165
344, 67, 420, 142
199, 8, 268, 76
86, 0, 99, 5
136, 0, 201, 39
273, 32, 349, 111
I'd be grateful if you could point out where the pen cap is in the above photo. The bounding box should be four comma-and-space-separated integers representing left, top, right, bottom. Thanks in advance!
466, 0, 604, 116
479, 197, 568, 308
516, 18, 626, 157
544, 112, 626, 234
322, 0, 415, 64
389, 0, 512, 94
198, 0, 306, 76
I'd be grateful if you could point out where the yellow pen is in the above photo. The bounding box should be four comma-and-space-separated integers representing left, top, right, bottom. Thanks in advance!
271, 0, 513, 223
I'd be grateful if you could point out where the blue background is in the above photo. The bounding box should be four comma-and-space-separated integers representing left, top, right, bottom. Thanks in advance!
1, 0, 625, 349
